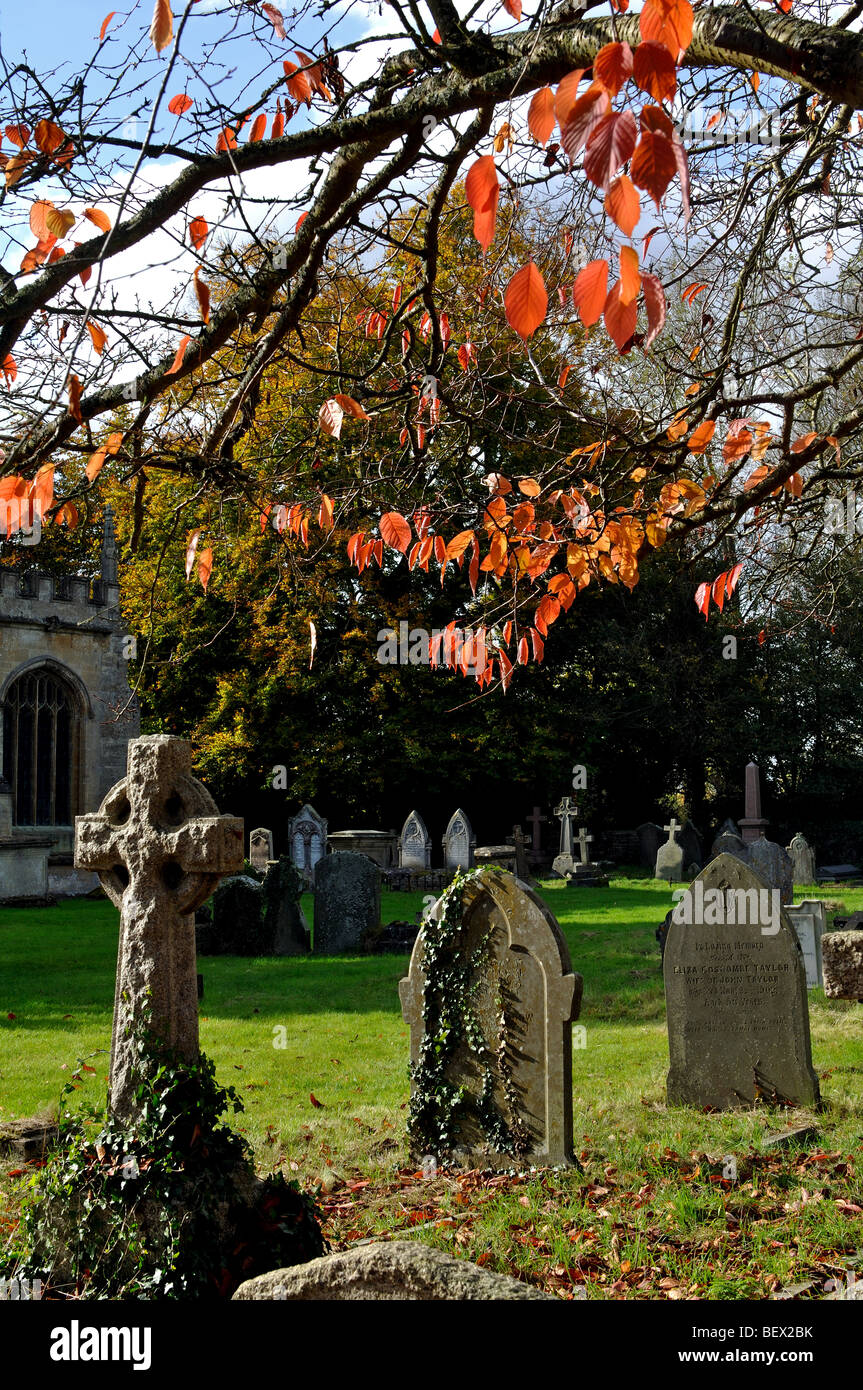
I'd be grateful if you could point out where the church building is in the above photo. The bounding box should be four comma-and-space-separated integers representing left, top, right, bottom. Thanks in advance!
0, 507, 140, 901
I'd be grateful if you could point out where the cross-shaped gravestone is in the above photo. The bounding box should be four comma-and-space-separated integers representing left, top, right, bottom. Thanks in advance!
575, 826, 593, 866
554, 797, 577, 858
75, 735, 243, 1121
664, 818, 681, 842
526, 806, 547, 851
511, 825, 531, 880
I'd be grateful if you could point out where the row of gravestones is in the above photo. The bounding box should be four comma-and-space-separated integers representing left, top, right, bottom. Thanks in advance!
201, 851, 383, 957
75, 738, 863, 1170
256, 806, 477, 877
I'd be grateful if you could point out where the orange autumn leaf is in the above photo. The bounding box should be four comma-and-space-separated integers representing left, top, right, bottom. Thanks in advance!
85, 320, 108, 356
334, 394, 369, 420
283, 60, 312, 107
518, 478, 541, 497
165, 334, 191, 376
639, 0, 694, 55
168, 93, 193, 116
29, 200, 53, 240
593, 41, 634, 97
604, 175, 640, 237
1, 353, 16, 387
198, 547, 213, 592
189, 216, 208, 251
380, 511, 412, 553
504, 262, 548, 338
604, 279, 638, 353
632, 41, 677, 103
84, 207, 112, 233
193, 267, 210, 324
619, 245, 641, 305
100, 11, 116, 41
34, 119, 65, 155
249, 113, 267, 143
572, 258, 609, 327
318, 494, 335, 530
149, 0, 173, 54
67, 374, 82, 423
527, 87, 556, 145
465, 155, 499, 251
686, 419, 716, 454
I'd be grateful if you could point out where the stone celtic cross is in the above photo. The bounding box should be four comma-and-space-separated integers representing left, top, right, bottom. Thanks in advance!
554, 797, 577, 858
75, 735, 243, 1120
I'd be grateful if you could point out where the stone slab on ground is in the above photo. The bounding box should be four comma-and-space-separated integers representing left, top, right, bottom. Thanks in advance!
232, 1241, 558, 1300
762, 1124, 821, 1151
0, 1119, 58, 1159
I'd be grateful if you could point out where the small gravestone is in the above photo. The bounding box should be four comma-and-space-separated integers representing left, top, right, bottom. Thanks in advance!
442, 809, 475, 870
210, 875, 266, 955
709, 823, 750, 865
525, 805, 548, 852
313, 851, 381, 953
677, 821, 703, 870
289, 804, 327, 882
74, 735, 243, 1120
399, 869, 582, 1167
636, 821, 664, 870
261, 856, 309, 955
249, 828, 274, 875
748, 834, 793, 904
785, 904, 824, 989
822, 931, 863, 1000
787, 833, 816, 886
399, 811, 432, 870
655, 819, 684, 883
664, 854, 820, 1110
507, 825, 531, 882
474, 844, 517, 871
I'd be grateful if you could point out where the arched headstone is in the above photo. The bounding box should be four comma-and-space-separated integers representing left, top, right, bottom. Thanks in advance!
787, 833, 816, 886
664, 853, 820, 1110
399, 869, 583, 1167
399, 810, 432, 869
442, 809, 475, 870
288, 804, 327, 881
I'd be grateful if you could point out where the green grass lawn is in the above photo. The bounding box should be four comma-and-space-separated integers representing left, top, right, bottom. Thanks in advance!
2, 877, 862, 1299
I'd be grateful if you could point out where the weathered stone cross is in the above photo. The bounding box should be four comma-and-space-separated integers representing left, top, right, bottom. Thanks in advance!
664, 818, 681, 843
554, 797, 577, 858
575, 826, 593, 865
75, 735, 243, 1120
525, 805, 547, 851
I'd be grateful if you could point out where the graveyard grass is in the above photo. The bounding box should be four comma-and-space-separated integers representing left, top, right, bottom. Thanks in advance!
2, 879, 862, 1301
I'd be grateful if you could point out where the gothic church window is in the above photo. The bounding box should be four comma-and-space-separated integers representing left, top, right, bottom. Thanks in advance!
1, 669, 79, 826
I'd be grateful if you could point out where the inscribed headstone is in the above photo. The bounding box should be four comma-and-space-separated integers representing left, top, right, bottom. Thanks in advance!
442, 809, 475, 870
399, 811, 432, 870
664, 853, 820, 1110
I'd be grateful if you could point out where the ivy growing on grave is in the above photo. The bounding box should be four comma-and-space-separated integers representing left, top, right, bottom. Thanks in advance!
407, 867, 533, 1162
3, 1023, 326, 1299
